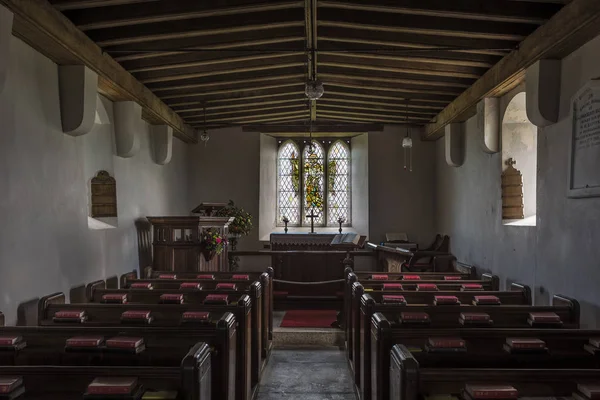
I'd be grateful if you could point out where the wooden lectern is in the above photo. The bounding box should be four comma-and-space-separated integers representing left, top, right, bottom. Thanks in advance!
147, 203, 234, 272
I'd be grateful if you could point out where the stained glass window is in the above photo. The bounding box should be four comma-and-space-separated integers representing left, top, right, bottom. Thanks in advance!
328, 141, 351, 225
277, 141, 300, 225
277, 139, 351, 227
303, 141, 325, 225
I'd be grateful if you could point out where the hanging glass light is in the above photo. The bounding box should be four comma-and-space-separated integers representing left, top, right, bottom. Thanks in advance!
200, 105, 210, 146
402, 100, 413, 171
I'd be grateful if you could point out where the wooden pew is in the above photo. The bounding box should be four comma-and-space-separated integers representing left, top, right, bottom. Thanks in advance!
390, 344, 600, 400
38, 292, 254, 400
0, 342, 211, 399
344, 271, 499, 353
357, 293, 579, 400
372, 316, 600, 400
122, 271, 273, 345
86, 281, 267, 387
347, 281, 529, 376
0, 318, 236, 400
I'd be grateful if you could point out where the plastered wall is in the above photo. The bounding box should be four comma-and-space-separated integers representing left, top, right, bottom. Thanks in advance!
0, 38, 189, 324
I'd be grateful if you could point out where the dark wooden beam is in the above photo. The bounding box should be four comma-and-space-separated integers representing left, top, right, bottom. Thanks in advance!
317, 113, 425, 124
89, 10, 304, 47
324, 82, 461, 99
65, 1, 303, 31
319, 50, 492, 69
424, 0, 600, 140
187, 104, 309, 121
243, 122, 384, 132
3, 0, 196, 142
161, 82, 305, 102
49, 0, 154, 11
177, 97, 307, 114
192, 111, 310, 125
317, 106, 431, 121
318, 0, 561, 25
318, 8, 533, 41
319, 72, 469, 90
317, 100, 438, 116
325, 87, 451, 104
317, 96, 444, 111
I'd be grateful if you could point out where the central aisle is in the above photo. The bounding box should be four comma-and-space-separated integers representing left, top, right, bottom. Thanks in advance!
256, 347, 357, 400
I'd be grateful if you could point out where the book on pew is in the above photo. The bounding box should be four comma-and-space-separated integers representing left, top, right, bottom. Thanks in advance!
0, 385, 24, 400
159, 294, 184, 304
463, 384, 518, 400
158, 274, 177, 279
460, 284, 484, 291
131, 283, 153, 290
179, 282, 202, 290
399, 312, 430, 324
503, 338, 548, 354
0, 336, 26, 351
444, 276, 462, 281
181, 311, 211, 324
84, 377, 143, 400
472, 295, 501, 305
402, 275, 421, 281
216, 283, 238, 291
105, 337, 145, 354
527, 312, 562, 327
121, 310, 153, 324
102, 294, 128, 304
65, 336, 104, 351
425, 337, 466, 353
434, 295, 461, 306
383, 283, 403, 290
576, 384, 600, 400
196, 274, 214, 280
371, 274, 388, 280
232, 274, 249, 280
0, 377, 23, 395
53, 310, 88, 323
203, 294, 229, 305
459, 313, 492, 326
417, 284, 438, 291
382, 295, 406, 305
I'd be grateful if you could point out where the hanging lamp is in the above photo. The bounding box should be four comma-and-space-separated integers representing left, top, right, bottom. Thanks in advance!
402, 100, 413, 171
200, 105, 210, 146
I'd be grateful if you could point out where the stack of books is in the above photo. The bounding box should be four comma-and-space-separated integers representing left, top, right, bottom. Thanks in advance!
216, 283, 237, 291
105, 337, 145, 354
382, 295, 406, 305
179, 282, 202, 290
232, 274, 250, 280
503, 337, 547, 354
102, 294, 128, 304
472, 296, 501, 305
527, 312, 562, 327
203, 294, 229, 305
66, 336, 104, 351
399, 312, 430, 325
459, 313, 492, 326
383, 283, 403, 290
417, 284, 438, 291
460, 284, 484, 291
131, 283, 153, 290
158, 274, 177, 279
120, 310, 153, 325
182, 311, 211, 324
159, 294, 184, 304
434, 296, 460, 306
425, 337, 467, 353
196, 274, 214, 280
53, 310, 87, 323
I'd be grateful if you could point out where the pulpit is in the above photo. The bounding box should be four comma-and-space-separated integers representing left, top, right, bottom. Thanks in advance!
147, 203, 234, 272
270, 233, 364, 298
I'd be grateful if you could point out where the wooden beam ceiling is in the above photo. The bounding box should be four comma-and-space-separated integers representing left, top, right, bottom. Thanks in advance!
7, 0, 588, 135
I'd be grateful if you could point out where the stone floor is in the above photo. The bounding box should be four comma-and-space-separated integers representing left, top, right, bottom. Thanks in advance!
256, 346, 357, 400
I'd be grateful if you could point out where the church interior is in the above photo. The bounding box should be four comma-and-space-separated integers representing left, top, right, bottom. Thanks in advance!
1, 0, 600, 399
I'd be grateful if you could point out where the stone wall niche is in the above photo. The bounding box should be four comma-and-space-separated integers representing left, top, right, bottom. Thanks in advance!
114, 101, 142, 158
526, 59, 561, 127
151, 125, 173, 165
477, 97, 500, 153
89, 170, 118, 230
0, 5, 12, 95
58, 65, 98, 136
445, 123, 465, 167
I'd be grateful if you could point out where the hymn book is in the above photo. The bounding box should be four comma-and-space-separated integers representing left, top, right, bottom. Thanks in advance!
463, 384, 518, 400
85, 377, 142, 397
0, 377, 22, 394
0, 336, 26, 351
503, 338, 547, 353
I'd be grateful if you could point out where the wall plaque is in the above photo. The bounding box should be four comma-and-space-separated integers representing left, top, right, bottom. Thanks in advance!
569, 80, 600, 198
91, 171, 117, 218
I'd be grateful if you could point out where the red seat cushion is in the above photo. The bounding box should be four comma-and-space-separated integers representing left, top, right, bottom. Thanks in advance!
402, 275, 421, 280
383, 283, 403, 290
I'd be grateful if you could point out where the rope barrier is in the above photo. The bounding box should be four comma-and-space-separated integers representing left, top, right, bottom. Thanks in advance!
273, 278, 345, 285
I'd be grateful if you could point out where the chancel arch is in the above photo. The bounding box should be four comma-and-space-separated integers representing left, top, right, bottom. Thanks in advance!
501, 91, 538, 226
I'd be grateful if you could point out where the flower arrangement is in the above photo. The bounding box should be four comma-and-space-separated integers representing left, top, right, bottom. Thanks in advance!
216, 200, 253, 237
200, 228, 227, 255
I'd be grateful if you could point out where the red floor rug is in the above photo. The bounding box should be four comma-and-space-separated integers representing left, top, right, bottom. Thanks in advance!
280, 310, 338, 328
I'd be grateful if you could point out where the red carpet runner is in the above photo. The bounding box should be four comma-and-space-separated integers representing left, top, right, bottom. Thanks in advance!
280, 310, 338, 328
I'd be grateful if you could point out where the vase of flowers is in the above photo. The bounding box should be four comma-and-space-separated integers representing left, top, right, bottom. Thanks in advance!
216, 200, 253, 251
200, 228, 227, 262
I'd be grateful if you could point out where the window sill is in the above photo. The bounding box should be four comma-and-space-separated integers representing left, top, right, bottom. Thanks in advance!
503, 215, 536, 227
88, 216, 118, 230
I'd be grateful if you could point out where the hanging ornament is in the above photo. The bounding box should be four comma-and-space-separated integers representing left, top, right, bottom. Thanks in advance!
402, 100, 413, 172
200, 105, 210, 147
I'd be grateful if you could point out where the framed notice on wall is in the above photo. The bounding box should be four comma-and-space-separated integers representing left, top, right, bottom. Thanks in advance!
568, 80, 600, 198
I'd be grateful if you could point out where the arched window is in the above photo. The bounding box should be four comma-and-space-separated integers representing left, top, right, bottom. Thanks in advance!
501, 91, 537, 226
277, 140, 300, 225
303, 140, 325, 225
327, 141, 351, 225
276, 138, 352, 227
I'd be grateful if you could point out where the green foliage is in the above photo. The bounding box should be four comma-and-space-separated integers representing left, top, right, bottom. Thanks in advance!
200, 228, 226, 254
217, 200, 253, 236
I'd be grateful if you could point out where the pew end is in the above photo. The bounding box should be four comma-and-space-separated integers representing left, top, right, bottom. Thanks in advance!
181, 342, 212, 400
481, 273, 500, 290
510, 282, 532, 304
119, 269, 138, 288
37, 292, 66, 325
553, 294, 581, 326
105, 275, 119, 289
84, 280, 106, 303
455, 261, 477, 279
390, 344, 419, 400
